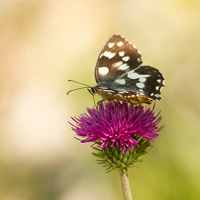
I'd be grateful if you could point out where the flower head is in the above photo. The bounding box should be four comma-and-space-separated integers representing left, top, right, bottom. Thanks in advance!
70, 101, 163, 154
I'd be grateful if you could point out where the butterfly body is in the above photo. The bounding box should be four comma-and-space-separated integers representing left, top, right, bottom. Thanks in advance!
91, 86, 153, 105
90, 34, 165, 105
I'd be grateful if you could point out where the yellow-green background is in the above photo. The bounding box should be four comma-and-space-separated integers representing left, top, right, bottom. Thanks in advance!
0, 1, 199, 199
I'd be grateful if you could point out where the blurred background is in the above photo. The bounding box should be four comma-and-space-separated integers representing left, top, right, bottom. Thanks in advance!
0, 0, 200, 199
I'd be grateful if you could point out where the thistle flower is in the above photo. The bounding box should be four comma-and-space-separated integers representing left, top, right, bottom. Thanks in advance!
70, 101, 163, 172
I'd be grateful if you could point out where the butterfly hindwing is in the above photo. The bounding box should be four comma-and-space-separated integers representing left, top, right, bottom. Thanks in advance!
116, 65, 165, 100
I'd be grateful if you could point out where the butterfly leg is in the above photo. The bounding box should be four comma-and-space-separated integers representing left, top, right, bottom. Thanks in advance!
95, 99, 106, 121
112, 100, 116, 110
97, 99, 106, 111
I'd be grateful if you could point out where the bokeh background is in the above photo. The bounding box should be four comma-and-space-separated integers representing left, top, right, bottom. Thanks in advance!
1, 0, 200, 199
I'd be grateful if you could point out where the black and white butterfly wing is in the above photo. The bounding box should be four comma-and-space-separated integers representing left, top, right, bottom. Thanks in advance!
95, 34, 142, 83
120, 65, 165, 100
94, 34, 164, 104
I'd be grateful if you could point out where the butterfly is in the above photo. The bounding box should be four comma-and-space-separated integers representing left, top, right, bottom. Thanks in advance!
68, 34, 165, 106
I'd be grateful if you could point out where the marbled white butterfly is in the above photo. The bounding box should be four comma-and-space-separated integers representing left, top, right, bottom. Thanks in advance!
68, 34, 165, 105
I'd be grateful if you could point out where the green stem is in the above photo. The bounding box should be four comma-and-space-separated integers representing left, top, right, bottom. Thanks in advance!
118, 169, 133, 200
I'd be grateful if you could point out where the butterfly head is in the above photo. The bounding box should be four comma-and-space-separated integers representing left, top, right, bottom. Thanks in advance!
87, 87, 97, 95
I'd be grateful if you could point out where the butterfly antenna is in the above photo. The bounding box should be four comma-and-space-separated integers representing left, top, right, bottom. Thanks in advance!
67, 86, 91, 95
67, 80, 92, 95
68, 80, 91, 87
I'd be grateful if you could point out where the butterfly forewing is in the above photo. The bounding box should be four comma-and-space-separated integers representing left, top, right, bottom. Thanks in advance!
94, 34, 165, 104
95, 34, 142, 83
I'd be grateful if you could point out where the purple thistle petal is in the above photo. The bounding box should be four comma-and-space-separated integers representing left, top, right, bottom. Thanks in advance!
69, 102, 163, 154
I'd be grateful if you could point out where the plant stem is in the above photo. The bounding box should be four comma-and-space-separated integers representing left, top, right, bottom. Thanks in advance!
118, 169, 133, 200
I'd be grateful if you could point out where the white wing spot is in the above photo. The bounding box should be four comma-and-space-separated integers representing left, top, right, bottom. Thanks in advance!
103, 51, 111, 57
98, 67, 109, 75
118, 63, 129, 70
119, 51, 125, 57
157, 79, 161, 83
128, 72, 139, 79
108, 42, 114, 48
118, 91, 129, 94
136, 82, 145, 89
99, 87, 108, 90
99, 53, 103, 58
139, 77, 146, 82
150, 93, 154, 96
108, 52, 116, 59
133, 44, 137, 48
139, 89, 144, 94
117, 41, 124, 47
122, 56, 130, 62
105, 90, 114, 94
112, 61, 123, 68
103, 51, 116, 59
156, 86, 160, 90
127, 71, 150, 79
115, 79, 126, 84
